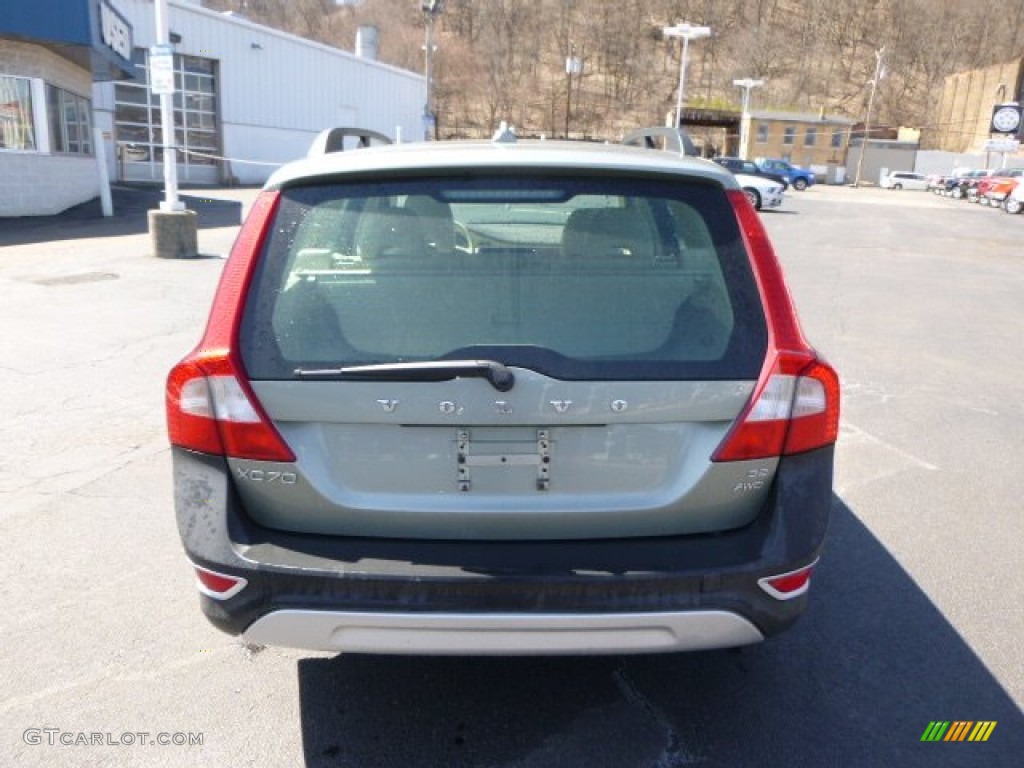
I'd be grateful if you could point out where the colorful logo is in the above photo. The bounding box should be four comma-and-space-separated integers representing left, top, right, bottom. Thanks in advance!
921, 721, 996, 742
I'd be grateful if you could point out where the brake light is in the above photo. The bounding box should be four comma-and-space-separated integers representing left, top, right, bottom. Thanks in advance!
713, 355, 839, 461
167, 353, 295, 461
166, 190, 293, 462
714, 191, 840, 462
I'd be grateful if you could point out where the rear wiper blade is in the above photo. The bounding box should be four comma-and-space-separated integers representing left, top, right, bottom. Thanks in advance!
295, 359, 515, 392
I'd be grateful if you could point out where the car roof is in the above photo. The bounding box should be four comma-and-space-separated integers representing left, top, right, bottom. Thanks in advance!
265, 140, 738, 190
734, 173, 782, 189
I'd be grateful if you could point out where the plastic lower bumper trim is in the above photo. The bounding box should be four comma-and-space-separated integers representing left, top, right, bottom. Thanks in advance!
242, 609, 764, 655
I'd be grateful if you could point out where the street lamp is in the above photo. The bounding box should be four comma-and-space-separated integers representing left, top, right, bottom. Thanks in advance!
733, 77, 764, 159
854, 47, 885, 187
153, 0, 181, 212
564, 44, 582, 139
662, 22, 711, 131
421, 1, 443, 140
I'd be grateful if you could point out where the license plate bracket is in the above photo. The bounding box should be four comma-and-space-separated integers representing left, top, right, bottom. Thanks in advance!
457, 428, 551, 491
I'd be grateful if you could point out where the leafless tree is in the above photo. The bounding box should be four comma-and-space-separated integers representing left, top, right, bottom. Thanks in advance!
206, 0, 1024, 141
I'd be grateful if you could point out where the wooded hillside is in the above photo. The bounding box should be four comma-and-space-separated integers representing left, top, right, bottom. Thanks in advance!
205, 0, 1024, 145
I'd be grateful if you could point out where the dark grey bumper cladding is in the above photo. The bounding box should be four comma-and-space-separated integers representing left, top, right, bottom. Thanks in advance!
173, 445, 833, 639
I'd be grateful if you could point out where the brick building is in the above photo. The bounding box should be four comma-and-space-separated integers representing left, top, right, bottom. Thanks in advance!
741, 110, 856, 169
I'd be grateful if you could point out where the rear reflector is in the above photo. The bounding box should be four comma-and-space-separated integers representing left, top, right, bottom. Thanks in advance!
758, 560, 817, 600
193, 563, 248, 600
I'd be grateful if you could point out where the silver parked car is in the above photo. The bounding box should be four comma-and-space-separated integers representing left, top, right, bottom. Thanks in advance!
734, 172, 786, 210
166, 133, 839, 655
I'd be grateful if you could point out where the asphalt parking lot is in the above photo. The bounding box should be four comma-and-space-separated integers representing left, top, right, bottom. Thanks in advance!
0, 183, 1021, 767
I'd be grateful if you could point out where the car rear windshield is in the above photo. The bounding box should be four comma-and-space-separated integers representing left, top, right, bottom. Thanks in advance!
240, 174, 768, 381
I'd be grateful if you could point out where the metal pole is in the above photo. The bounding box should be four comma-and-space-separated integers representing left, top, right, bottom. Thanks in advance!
854, 48, 884, 188
674, 35, 690, 129
565, 45, 573, 139
732, 79, 763, 160
739, 87, 749, 158
154, 0, 182, 211
424, 12, 434, 132
664, 24, 710, 131
93, 114, 113, 216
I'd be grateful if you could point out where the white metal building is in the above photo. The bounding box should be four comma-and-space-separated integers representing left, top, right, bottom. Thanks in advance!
99, 0, 425, 186
1, 0, 424, 216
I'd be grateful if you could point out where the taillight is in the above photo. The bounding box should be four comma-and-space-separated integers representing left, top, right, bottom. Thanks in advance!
167, 353, 295, 462
714, 190, 841, 462
713, 354, 840, 461
758, 560, 817, 600
193, 562, 247, 600
166, 190, 293, 462
783, 360, 840, 455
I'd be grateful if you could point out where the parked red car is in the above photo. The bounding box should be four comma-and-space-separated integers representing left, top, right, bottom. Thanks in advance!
974, 169, 1024, 205
983, 177, 1021, 208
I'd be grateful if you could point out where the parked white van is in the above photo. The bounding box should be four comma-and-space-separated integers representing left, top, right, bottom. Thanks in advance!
881, 171, 929, 190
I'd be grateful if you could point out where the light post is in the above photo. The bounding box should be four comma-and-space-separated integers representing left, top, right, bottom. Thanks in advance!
662, 22, 711, 130
148, 0, 197, 259
854, 47, 885, 187
154, 0, 181, 211
421, 1, 443, 140
733, 77, 764, 159
565, 44, 582, 139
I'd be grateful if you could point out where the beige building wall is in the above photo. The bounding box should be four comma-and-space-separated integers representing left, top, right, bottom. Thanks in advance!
934, 58, 1024, 154
745, 113, 853, 168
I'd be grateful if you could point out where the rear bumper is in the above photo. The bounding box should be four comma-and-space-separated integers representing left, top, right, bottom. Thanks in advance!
173, 445, 833, 654
242, 610, 763, 655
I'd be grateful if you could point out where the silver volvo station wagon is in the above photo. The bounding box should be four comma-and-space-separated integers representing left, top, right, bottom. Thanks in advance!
166, 133, 839, 655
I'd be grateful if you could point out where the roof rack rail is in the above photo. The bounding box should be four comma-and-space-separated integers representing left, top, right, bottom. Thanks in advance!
620, 126, 698, 157
307, 127, 393, 157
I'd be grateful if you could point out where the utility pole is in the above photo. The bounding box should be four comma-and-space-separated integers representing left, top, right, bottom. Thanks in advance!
421, 1, 443, 140
854, 47, 885, 188
565, 44, 581, 139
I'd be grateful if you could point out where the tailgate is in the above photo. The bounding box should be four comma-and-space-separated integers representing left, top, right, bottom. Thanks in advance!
232, 370, 776, 540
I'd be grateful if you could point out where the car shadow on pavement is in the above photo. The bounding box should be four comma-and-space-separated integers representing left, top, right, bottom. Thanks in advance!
295, 495, 1023, 768
0, 185, 244, 247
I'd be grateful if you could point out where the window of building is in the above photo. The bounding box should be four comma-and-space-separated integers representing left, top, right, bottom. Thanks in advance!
804, 127, 817, 146
783, 127, 795, 145
756, 124, 768, 143
831, 130, 845, 148
47, 85, 92, 155
114, 48, 220, 179
0, 75, 36, 150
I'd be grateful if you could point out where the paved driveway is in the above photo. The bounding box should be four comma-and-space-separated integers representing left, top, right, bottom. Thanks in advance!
0, 185, 1020, 767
